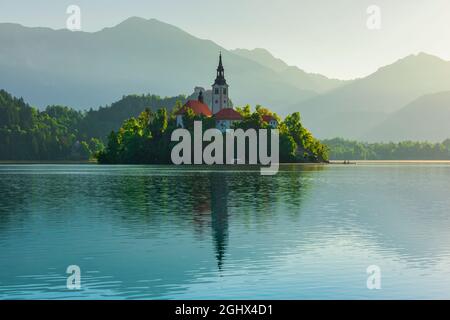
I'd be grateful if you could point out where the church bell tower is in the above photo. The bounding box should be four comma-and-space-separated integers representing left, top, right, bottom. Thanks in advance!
212, 53, 229, 114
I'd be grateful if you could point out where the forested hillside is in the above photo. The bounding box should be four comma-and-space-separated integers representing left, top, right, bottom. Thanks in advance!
324, 138, 450, 160
0, 89, 101, 160
78, 94, 185, 141
0, 90, 184, 160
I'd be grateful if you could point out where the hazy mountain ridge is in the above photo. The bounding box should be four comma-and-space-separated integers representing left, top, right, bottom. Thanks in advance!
231, 48, 291, 72
231, 48, 346, 93
0, 17, 315, 110
364, 91, 450, 142
287, 53, 450, 141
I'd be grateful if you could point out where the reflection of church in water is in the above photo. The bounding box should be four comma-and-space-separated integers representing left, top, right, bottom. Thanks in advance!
191, 174, 230, 270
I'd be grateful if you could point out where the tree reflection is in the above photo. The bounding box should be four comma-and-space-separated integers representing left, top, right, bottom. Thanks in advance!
0, 165, 319, 272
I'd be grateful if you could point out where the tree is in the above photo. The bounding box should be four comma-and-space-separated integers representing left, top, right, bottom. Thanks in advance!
149, 108, 168, 137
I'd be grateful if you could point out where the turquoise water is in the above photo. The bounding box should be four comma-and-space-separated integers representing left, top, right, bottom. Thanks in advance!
1, 164, 450, 299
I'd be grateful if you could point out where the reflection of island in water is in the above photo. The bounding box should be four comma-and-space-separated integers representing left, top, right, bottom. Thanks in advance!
188, 172, 233, 270
187, 166, 318, 270
0, 165, 318, 274
0, 165, 319, 299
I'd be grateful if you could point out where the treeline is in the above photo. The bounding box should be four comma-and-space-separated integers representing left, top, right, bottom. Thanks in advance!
236, 105, 328, 163
0, 89, 184, 161
9, 86, 450, 162
98, 104, 329, 164
0, 90, 103, 160
78, 94, 185, 141
323, 138, 450, 160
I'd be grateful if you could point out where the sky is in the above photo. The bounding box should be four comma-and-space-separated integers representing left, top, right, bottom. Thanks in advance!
1, 0, 449, 79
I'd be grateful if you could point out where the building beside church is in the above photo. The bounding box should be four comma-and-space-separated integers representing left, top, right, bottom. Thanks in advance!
215, 108, 243, 132
175, 90, 212, 128
176, 53, 250, 132
262, 115, 278, 129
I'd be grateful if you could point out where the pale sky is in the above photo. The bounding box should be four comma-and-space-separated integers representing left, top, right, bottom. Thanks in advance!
1, 0, 449, 79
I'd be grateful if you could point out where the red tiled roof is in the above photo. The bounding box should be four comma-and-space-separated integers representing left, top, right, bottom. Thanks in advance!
175, 100, 212, 117
215, 108, 242, 120
262, 115, 276, 123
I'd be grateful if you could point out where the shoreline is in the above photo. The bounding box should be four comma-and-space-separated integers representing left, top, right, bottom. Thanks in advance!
0, 160, 96, 164
330, 160, 450, 164
2, 160, 450, 165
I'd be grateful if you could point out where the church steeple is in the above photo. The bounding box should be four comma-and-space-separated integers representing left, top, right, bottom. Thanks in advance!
212, 52, 229, 114
214, 52, 227, 85
218, 52, 224, 71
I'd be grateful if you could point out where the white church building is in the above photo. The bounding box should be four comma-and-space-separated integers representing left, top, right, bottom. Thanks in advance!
176, 53, 277, 132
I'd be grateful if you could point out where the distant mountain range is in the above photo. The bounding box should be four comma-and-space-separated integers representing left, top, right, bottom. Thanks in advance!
0, 17, 334, 111
364, 91, 450, 142
285, 53, 450, 141
1, 17, 450, 142
231, 48, 346, 93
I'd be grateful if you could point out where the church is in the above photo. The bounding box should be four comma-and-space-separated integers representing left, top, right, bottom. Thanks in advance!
175, 53, 243, 132
176, 53, 278, 132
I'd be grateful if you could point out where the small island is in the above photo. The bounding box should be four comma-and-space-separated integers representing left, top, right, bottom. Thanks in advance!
98, 53, 328, 165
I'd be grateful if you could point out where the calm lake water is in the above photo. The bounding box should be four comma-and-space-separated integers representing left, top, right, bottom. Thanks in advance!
1, 163, 450, 299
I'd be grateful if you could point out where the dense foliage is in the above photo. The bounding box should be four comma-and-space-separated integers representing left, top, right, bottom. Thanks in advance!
98, 104, 329, 164
235, 105, 328, 163
0, 90, 103, 160
0, 90, 184, 161
78, 94, 185, 141
323, 138, 450, 160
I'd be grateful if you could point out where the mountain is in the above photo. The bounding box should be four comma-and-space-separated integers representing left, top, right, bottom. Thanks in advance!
231, 48, 289, 72
287, 53, 450, 139
0, 17, 317, 110
79, 94, 186, 141
231, 48, 345, 93
364, 91, 450, 142
0, 89, 92, 160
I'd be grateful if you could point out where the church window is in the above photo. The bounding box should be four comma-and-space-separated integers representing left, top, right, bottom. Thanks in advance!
215, 88, 219, 94
223, 88, 227, 94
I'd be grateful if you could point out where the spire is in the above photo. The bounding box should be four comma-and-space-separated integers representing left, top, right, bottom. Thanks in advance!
217, 52, 224, 72
214, 52, 227, 85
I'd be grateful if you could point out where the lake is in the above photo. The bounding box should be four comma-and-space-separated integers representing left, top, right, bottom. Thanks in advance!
1, 163, 450, 299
